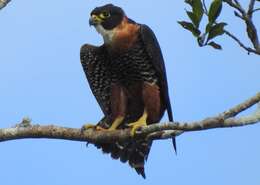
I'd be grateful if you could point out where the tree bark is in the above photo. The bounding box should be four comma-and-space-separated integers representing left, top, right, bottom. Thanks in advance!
1, 93, 259, 144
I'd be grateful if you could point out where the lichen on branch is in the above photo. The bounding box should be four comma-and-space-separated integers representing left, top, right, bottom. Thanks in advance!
0, 93, 259, 144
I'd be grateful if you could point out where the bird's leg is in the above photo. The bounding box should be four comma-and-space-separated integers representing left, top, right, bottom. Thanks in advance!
82, 84, 126, 132
105, 84, 126, 131
128, 110, 148, 136
107, 116, 124, 131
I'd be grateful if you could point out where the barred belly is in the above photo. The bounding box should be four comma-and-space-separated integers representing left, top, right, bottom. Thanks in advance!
109, 39, 158, 86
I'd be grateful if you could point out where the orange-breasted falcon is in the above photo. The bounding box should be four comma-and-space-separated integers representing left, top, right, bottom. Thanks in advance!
80, 4, 175, 178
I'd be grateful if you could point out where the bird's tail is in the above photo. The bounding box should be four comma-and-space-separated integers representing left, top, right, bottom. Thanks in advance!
93, 117, 152, 178
94, 139, 152, 178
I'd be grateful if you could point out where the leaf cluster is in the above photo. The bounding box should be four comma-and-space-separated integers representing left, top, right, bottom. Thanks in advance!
178, 0, 227, 50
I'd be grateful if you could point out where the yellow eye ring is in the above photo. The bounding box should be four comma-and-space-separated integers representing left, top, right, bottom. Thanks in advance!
100, 11, 110, 19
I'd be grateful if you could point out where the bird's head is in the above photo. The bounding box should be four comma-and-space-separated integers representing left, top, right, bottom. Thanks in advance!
89, 4, 125, 43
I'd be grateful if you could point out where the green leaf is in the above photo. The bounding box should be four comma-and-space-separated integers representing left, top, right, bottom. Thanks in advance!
192, 0, 204, 26
185, 0, 193, 6
185, 0, 203, 28
207, 22, 227, 41
186, 11, 199, 27
178, 21, 201, 37
208, 0, 223, 23
205, 22, 213, 33
208, 41, 222, 49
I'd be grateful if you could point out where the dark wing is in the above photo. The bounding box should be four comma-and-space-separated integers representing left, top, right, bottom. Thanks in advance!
80, 44, 111, 119
81, 44, 127, 170
80, 45, 149, 178
139, 24, 173, 122
139, 24, 176, 152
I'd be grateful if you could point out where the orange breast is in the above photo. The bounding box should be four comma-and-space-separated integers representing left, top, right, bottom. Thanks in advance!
112, 17, 140, 51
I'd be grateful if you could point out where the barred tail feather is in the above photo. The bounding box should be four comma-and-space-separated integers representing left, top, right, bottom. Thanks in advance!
94, 139, 152, 179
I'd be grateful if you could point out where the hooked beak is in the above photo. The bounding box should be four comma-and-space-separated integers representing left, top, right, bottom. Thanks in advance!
89, 15, 102, 26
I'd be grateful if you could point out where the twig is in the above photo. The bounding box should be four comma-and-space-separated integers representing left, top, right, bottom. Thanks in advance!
223, 0, 246, 15
234, 11, 245, 20
233, 0, 246, 14
0, 92, 260, 144
224, 30, 260, 54
203, 0, 208, 15
245, 0, 260, 50
252, 8, 260, 13
223, 0, 260, 54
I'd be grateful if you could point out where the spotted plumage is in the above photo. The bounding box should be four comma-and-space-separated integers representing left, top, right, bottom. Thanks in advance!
80, 4, 175, 178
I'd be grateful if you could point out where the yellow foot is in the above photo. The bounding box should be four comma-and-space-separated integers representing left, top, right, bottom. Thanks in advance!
81, 124, 105, 132
107, 116, 124, 131
129, 121, 147, 136
81, 116, 124, 133
128, 112, 148, 136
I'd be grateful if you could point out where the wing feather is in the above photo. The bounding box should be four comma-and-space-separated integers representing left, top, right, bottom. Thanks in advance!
80, 44, 111, 117
139, 24, 173, 122
139, 25, 177, 152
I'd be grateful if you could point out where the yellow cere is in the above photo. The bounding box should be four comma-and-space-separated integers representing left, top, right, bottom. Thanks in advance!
91, 15, 103, 22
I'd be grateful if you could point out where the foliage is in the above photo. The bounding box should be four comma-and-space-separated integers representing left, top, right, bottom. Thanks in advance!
179, 0, 225, 50
178, 0, 260, 54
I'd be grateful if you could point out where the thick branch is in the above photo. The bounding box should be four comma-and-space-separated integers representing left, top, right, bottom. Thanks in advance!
0, 93, 260, 144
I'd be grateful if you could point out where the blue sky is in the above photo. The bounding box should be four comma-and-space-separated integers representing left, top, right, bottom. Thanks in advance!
0, 0, 259, 184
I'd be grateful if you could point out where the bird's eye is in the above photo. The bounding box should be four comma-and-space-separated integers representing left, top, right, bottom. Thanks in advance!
100, 11, 110, 19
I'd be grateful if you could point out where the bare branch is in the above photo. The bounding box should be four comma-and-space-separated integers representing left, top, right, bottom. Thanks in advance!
223, 0, 260, 54
246, 22, 260, 51
0, 93, 260, 144
224, 30, 260, 54
223, 0, 246, 15
252, 8, 260, 13
203, 0, 208, 15
234, 10, 245, 20
248, 0, 256, 17
222, 90, 260, 118
234, 0, 246, 14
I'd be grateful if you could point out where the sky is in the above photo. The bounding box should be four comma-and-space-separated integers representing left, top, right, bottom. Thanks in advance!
0, 0, 260, 184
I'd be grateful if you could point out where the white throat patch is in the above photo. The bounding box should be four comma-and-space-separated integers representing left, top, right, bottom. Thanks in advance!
95, 25, 116, 44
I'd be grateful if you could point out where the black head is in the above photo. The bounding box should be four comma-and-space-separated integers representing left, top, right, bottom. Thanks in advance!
89, 4, 125, 30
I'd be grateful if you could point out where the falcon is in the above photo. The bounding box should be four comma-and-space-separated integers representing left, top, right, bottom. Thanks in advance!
80, 4, 175, 178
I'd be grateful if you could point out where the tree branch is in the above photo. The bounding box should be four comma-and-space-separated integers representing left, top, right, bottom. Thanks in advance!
252, 8, 260, 13
202, 0, 208, 15
224, 30, 260, 55
248, 0, 256, 17
223, 0, 246, 15
223, 0, 260, 54
224, 30, 260, 54
1, 92, 260, 144
245, 0, 260, 51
